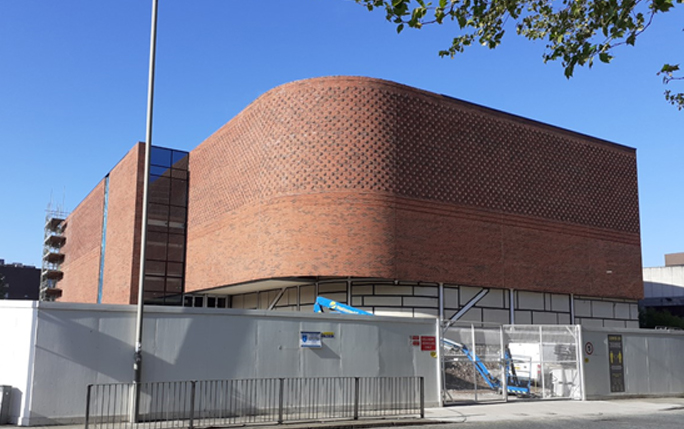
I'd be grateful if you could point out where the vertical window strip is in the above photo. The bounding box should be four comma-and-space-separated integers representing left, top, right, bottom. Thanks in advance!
97, 175, 110, 304
143, 147, 189, 305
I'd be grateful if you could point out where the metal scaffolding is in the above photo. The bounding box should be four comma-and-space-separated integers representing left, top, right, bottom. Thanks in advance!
40, 207, 68, 301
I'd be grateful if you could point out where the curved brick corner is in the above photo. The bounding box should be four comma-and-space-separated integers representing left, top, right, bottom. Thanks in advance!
186, 76, 641, 299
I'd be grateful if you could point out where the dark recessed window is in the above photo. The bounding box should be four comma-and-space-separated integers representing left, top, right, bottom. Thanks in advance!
151, 147, 172, 167
144, 146, 189, 306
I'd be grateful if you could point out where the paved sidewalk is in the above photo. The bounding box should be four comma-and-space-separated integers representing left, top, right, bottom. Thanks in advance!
425, 397, 684, 424
4, 398, 684, 429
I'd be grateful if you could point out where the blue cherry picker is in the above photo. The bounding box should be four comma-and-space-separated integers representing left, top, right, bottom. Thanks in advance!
313, 296, 531, 396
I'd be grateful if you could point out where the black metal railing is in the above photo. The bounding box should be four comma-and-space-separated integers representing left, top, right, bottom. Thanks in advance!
85, 376, 424, 429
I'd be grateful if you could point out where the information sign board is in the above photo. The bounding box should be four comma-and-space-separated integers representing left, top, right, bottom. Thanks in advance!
608, 334, 625, 392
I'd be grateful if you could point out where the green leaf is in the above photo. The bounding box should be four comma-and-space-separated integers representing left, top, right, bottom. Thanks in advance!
661, 64, 680, 73
652, 0, 675, 12
564, 63, 575, 78
599, 52, 613, 63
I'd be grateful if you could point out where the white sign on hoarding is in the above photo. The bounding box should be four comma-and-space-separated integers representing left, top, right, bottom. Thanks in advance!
300, 331, 322, 348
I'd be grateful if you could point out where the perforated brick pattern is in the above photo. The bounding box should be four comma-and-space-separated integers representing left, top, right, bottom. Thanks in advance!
186, 77, 642, 299
190, 77, 638, 233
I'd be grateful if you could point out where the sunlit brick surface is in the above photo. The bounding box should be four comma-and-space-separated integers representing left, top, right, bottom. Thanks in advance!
190, 77, 638, 233
60, 180, 106, 303
186, 77, 641, 299
60, 144, 145, 304
101, 143, 145, 304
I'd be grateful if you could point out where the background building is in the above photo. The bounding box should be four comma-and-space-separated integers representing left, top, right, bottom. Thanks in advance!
0, 259, 40, 300
642, 252, 684, 317
54, 76, 642, 327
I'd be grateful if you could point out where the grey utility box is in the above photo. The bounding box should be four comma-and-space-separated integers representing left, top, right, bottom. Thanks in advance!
0, 385, 10, 425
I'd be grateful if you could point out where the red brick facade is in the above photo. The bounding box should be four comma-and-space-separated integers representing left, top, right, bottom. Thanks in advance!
101, 143, 145, 304
60, 180, 106, 303
58, 76, 642, 304
186, 76, 641, 299
60, 143, 145, 304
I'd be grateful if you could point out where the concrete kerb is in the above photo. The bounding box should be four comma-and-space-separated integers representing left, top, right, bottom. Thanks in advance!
0, 419, 436, 429
6, 398, 684, 429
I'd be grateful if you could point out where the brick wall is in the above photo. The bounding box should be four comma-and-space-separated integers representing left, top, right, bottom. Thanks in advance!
186, 76, 642, 300
101, 143, 145, 304
60, 143, 145, 304
60, 180, 105, 303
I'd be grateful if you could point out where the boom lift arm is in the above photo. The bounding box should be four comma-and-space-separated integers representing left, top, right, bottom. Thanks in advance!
313, 296, 373, 315
313, 296, 531, 396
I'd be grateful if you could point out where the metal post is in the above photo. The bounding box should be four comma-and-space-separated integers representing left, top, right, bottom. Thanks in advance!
85, 384, 92, 429
435, 317, 444, 407
438, 283, 444, 320
132, 0, 159, 422
570, 293, 575, 324
419, 377, 425, 418
189, 381, 196, 429
509, 289, 515, 324
278, 378, 284, 424
539, 325, 545, 398
576, 325, 586, 400
353, 377, 359, 420
471, 324, 477, 402
500, 326, 508, 402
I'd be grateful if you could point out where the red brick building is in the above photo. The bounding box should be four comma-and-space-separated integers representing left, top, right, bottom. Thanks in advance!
55, 77, 642, 327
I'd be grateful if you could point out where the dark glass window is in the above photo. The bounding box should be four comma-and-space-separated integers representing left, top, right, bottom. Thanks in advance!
164, 295, 182, 306
167, 234, 185, 262
148, 203, 170, 223
150, 165, 169, 176
169, 206, 185, 224
170, 179, 187, 207
145, 260, 166, 276
171, 169, 188, 180
167, 262, 183, 278
144, 146, 189, 306
147, 231, 168, 245
166, 278, 183, 294
149, 177, 171, 205
151, 147, 172, 167
146, 241, 167, 261
172, 152, 189, 170
144, 276, 165, 293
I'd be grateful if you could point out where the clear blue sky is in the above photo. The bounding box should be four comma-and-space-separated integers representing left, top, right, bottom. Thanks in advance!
1, 1, 682, 269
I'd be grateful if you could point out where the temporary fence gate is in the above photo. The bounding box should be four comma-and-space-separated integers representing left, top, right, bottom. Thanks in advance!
85, 377, 424, 429
442, 324, 582, 403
